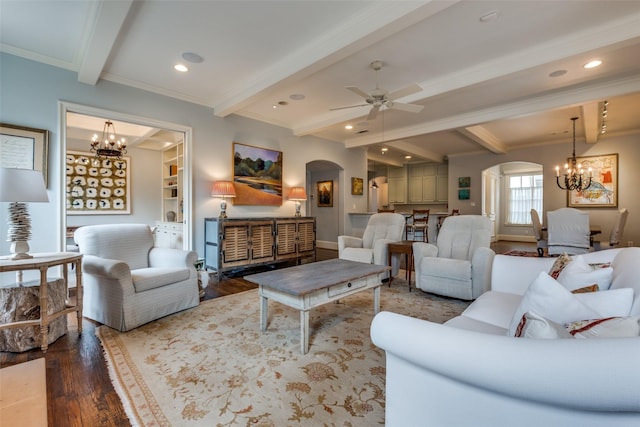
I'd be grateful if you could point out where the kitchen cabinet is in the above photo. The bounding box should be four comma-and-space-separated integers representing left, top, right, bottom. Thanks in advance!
408, 164, 448, 203
387, 166, 407, 204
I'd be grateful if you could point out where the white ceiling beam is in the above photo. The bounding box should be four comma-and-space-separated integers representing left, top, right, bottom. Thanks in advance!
213, 1, 459, 117
367, 151, 404, 168
457, 126, 508, 154
77, 0, 134, 85
343, 74, 640, 149
387, 139, 444, 163
582, 101, 601, 144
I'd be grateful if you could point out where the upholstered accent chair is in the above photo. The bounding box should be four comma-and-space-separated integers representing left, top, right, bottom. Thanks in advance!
75, 224, 199, 331
594, 208, 629, 251
413, 215, 495, 300
338, 213, 405, 279
530, 208, 547, 257
547, 208, 590, 256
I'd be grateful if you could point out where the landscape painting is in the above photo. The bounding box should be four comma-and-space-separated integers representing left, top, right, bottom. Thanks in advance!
233, 142, 283, 205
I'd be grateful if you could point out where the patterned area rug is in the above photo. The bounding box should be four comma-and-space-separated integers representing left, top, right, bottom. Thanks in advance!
96, 280, 469, 426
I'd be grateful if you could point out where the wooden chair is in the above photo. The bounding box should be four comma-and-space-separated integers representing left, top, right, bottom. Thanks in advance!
410, 209, 430, 242
438, 208, 460, 230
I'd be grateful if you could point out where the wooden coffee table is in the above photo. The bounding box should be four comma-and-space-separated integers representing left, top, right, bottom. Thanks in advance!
245, 259, 391, 354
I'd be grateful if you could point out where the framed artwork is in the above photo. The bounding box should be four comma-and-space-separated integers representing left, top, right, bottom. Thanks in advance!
458, 176, 470, 188
567, 153, 618, 208
66, 151, 131, 214
351, 177, 364, 195
317, 180, 333, 207
0, 123, 49, 186
458, 189, 470, 200
233, 142, 283, 205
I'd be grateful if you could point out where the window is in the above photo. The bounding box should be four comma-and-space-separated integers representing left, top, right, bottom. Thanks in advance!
507, 174, 542, 225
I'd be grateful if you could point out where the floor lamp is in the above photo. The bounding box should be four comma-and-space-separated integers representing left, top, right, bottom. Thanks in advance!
0, 168, 49, 259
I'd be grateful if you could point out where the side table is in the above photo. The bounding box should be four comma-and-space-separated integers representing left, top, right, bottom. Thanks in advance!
387, 240, 414, 291
0, 252, 83, 352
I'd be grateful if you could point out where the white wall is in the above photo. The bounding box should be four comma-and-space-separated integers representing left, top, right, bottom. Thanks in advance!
449, 134, 640, 246
0, 53, 368, 260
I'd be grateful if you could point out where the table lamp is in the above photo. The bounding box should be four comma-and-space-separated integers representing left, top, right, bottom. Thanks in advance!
0, 167, 49, 259
211, 180, 236, 218
289, 187, 307, 217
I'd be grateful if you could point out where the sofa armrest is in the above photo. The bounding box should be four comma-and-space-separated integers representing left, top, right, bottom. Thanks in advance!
371, 311, 640, 412
412, 242, 438, 279
149, 247, 198, 271
338, 235, 363, 257
470, 247, 495, 298
82, 254, 130, 279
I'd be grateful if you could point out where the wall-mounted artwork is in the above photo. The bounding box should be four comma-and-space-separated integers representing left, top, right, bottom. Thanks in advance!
0, 123, 49, 186
233, 142, 282, 205
317, 180, 333, 207
568, 153, 618, 208
458, 176, 470, 188
458, 189, 470, 200
66, 151, 130, 214
351, 177, 364, 195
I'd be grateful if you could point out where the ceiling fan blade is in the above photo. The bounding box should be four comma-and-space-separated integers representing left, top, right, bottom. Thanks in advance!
387, 101, 424, 113
329, 103, 369, 111
346, 86, 371, 99
367, 105, 380, 121
387, 83, 422, 101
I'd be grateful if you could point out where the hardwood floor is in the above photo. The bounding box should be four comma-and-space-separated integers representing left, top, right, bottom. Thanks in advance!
0, 243, 532, 426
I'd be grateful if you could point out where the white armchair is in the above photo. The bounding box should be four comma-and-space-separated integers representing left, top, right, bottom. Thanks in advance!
413, 215, 494, 300
338, 213, 405, 278
75, 224, 199, 331
547, 207, 590, 255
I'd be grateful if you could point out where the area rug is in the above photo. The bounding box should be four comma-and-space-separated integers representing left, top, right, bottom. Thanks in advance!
96, 280, 469, 426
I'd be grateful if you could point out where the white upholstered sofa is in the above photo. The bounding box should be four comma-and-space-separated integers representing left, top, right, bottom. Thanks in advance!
75, 224, 199, 331
371, 248, 640, 426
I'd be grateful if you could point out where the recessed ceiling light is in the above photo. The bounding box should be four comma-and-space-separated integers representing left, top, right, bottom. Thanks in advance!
381, 148, 389, 152
405, 155, 412, 159
345, 125, 353, 130
174, 64, 188, 72
272, 104, 278, 109
181, 52, 204, 63
289, 94, 305, 101
584, 59, 602, 69
549, 69, 567, 78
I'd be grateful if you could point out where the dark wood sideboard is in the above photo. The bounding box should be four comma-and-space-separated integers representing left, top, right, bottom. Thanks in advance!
205, 217, 316, 280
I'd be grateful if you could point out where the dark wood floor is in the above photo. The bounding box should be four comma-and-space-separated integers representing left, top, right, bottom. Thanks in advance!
0, 242, 533, 426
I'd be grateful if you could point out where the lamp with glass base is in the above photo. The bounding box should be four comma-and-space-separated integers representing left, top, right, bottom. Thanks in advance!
211, 180, 236, 218
0, 168, 49, 259
289, 187, 307, 217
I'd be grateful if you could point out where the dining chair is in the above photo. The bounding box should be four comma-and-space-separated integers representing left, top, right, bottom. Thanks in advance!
530, 209, 547, 257
593, 208, 629, 251
546, 208, 590, 255
409, 209, 430, 242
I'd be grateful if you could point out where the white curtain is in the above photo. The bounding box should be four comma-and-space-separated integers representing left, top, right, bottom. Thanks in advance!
508, 175, 542, 224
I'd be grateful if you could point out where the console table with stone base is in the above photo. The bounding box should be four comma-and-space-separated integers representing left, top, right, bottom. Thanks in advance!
245, 258, 391, 354
0, 252, 83, 352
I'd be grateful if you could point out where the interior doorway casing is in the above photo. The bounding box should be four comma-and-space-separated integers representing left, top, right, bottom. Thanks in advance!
58, 101, 193, 250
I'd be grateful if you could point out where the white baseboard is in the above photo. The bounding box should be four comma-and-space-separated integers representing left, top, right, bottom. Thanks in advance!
317, 240, 338, 250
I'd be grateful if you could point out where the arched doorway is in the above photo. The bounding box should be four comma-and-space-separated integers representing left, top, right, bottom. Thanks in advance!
306, 160, 343, 250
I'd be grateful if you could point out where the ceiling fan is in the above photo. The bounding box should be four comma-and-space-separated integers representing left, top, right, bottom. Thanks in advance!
331, 60, 424, 121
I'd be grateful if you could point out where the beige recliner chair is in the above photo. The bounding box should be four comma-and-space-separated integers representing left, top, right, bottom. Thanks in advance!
338, 213, 405, 279
413, 215, 494, 300
75, 224, 199, 331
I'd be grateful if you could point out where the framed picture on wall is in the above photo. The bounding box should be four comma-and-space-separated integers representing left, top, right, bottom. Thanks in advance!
0, 123, 49, 186
458, 189, 470, 200
232, 142, 283, 206
66, 151, 131, 214
567, 153, 618, 208
351, 177, 364, 195
458, 176, 470, 188
317, 180, 333, 207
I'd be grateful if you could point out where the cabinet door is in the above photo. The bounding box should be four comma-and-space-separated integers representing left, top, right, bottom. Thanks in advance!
408, 176, 424, 203
422, 176, 437, 202
250, 222, 275, 262
297, 219, 316, 255
221, 223, 250, 266
436, 175, 448, 202
275, 220, 297, 260
388, 178, 406, 203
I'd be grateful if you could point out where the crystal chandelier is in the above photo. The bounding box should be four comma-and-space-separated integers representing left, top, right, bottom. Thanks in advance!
90, 120, 127, 160
555, 117, 592, 191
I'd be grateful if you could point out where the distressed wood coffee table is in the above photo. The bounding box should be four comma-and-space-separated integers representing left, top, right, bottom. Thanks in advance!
245, 259, 391, 354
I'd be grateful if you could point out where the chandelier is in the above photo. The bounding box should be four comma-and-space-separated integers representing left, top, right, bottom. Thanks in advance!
90, 120, 127, 160
555, 117, 592, 191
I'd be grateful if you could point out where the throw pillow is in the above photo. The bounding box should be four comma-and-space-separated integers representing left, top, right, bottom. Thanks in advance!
548, 252, 572, 279
514, 310, 572, 339
573, 288, 634, 318
557, 254, 614, 291
567, 316, 640, 338
571, 284, 599, 293
507, 271, 600, 336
